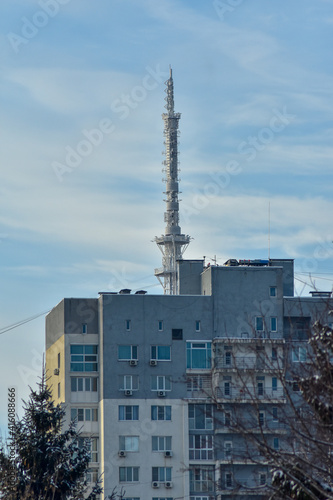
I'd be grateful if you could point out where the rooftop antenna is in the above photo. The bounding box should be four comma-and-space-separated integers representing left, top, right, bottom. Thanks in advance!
154, 67, 191, 294
268, 201, 271, 262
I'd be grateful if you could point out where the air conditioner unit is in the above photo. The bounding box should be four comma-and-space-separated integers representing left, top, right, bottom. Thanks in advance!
129, 359, 137, 366
54, 368, 59, 376
150, 359, 157, 366
164, 450, 173, 457
124, 390, 132, 396
165, 481, 173, 488
157, 390, 166, 397
152, 481, 160, 488
118, 450, 126, 457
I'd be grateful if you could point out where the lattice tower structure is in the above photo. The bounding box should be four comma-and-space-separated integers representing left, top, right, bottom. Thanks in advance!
154, 68, 191, 295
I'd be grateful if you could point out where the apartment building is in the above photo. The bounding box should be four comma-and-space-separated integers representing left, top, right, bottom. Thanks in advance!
45, 258, 332, 499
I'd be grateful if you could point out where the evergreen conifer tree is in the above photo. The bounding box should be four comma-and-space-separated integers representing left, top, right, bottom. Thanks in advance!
0, 372, 103, 499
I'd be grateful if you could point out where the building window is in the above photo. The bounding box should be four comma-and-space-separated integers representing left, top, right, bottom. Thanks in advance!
86, 468, 98, 484
82, 323, 87, 334
119, 405, 139, 421
151, 375, 171, 391
125, 320, 131, 331
152, 467, 172, 482
224, 381, 231, 396
270, 286, 277, 297
78, 437, 98, 463
186, 342, 212, 369
119, 436, 139, 452
225, 472, 233, 488
151, 345, 171, 361
58, 382, 60, 399
292, 380, 300, 392
151, 406, 171, 421
188, 404, 213, 430
259, 473, 267, 485
189, 435, 213, 460
195, 320, 201, 332
272, 407, 278, 421
273, 437, 279, 450
119, 375, 139, 391
119, 466, 139, 482
57, 352, 60, 369
158, 320, 163, 332
258, 411, 265, 427
225, 350, 232, 366
118, 345, 138, 361
189, 466, 215, 493
257, 381, 264, 396
152, 436, 172, 452
272, 377, 278, 392
224, 441, 232, 460
71, 408, 98, 422
272, 347, 278, 360
71, 377, 98, 392
292, 346, 307, 362
172, 328, 183, 340
224, 411, 231, 427
270, 317, 277, 332
70, 345, 98, 372
256, 317, 264, 331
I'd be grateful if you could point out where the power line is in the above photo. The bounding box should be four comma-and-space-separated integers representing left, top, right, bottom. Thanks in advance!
0, 309, 51, 335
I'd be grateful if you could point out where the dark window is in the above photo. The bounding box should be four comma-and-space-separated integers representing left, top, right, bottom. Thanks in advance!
172, 328, 183, 340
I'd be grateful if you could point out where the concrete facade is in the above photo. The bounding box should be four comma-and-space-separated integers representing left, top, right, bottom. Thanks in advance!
45, 259, 333, 499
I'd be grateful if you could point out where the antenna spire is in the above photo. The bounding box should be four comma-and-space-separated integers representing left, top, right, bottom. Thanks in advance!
154, 68, 191, 295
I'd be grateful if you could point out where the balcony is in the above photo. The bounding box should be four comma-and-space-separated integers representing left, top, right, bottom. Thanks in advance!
215, 386, 285, 403
214, 356, 282, 372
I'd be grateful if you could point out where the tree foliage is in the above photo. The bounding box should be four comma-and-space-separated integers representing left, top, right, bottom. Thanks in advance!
0, 373, 102, 499
217, 320, 333, 499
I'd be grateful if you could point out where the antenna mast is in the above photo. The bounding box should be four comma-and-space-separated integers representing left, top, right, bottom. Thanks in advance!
154, 68, 191, 294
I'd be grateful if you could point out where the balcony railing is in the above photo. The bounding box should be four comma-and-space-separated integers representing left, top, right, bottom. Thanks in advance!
215, 386, 285, 401
214, 356, 282, 371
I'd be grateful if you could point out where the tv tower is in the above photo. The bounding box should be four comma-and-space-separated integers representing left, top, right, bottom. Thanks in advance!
154, 68, 191, 295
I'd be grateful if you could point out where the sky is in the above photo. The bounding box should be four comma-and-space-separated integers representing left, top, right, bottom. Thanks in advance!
1, 0, 333, 433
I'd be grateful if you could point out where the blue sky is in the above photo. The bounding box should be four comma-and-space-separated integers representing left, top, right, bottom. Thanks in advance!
1, 0, 333, 432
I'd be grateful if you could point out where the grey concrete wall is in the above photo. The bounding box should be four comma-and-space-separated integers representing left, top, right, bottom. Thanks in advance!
99, 293, 213, 400
208, 266, 284, 339
178, 259, 204, 295
45, 300, 65, 349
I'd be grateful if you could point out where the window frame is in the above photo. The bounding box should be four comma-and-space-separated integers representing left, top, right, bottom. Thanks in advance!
71, 376, 98, 392
119, 375, 139, 391
292, 345, 307, 362
119, 436, 139, 452
270, 317, 277, 332
119, 466, 139, 483
151, 405, 172, 421
119, 405, 139, 421
189, 434, 214, 460
151, 375, 172, 391
152, 436, 172, 452
152, 466, 172, 482
118, 345, 138, 361
186, 341, 212, 369
151, 345, 171, 361
70, 344, 98, 372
